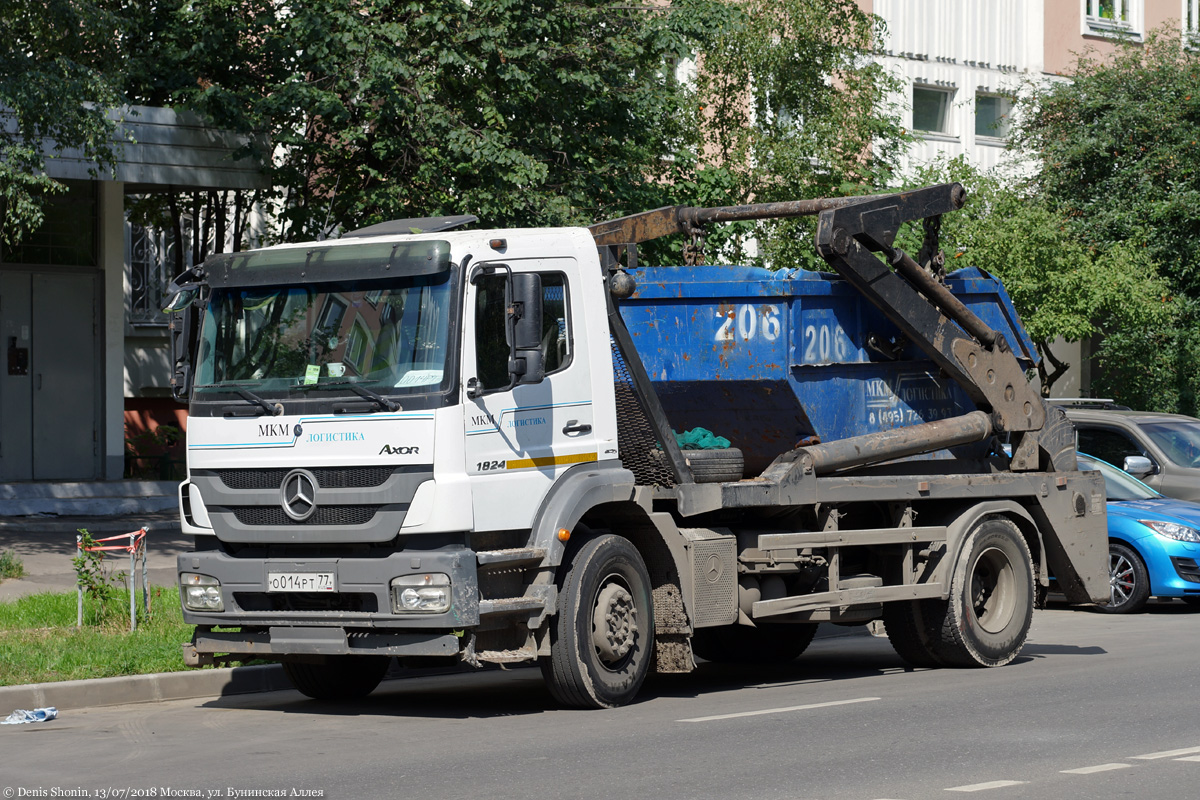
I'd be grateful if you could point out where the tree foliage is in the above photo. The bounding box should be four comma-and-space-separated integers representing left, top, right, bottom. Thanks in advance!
0, 0, 124, 245
1013, 27, 1200, 296
692, 0, 909, 267
117, 0, 733, 241
897, 157, 1175, 398
103, 0, 905, 251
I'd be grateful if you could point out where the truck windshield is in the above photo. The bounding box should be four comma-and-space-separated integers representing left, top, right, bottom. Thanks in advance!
194, 272, 453, 397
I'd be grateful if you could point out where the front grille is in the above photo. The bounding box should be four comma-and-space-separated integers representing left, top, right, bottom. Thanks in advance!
234, 592, 378, 612
1171, 556, 1200, 583
230, 505, 381, 526
216, 466, 402, 490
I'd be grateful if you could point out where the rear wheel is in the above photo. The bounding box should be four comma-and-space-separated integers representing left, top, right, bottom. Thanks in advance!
541, 535, 654, 708
1095, 542, 1150, 614
282, 655, 391, 700
933, 517, 1034, 667
883, 599, 945, 668
691, 622, 817, 664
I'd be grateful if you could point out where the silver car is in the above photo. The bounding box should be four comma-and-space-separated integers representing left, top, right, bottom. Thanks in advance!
1059, 402, 1200, 502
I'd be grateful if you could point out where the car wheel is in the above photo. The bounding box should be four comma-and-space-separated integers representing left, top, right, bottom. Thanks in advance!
1095, 542, 1150, 614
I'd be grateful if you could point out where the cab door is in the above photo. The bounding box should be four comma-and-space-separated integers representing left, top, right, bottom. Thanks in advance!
463, 259, 597, 530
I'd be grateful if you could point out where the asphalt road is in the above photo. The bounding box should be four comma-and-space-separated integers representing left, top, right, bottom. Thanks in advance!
3, 602, 1199, 800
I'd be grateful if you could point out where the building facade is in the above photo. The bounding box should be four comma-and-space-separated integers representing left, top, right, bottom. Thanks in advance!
0, 105, 267, 482
860, 0, 1197, 397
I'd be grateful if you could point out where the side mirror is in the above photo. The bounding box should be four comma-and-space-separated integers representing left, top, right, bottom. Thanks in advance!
162, 286, 198, 313
1123, 455, 1156, 479
508, 273, 544, 384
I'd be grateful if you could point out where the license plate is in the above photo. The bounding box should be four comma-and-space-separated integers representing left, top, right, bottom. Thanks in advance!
267, 572, 336, 592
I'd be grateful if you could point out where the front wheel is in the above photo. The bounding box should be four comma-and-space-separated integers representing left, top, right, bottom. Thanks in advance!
282, 655, 391, 700
1094, 542, 1150, 614
541, 535, 655, 708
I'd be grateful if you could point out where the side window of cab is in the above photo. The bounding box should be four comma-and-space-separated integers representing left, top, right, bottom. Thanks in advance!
473, 271, 572, 394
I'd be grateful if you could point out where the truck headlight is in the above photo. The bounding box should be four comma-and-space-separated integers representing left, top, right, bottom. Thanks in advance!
1142, 520, 1200, 543
181, 573, 224, 611
390, 573, 451, 614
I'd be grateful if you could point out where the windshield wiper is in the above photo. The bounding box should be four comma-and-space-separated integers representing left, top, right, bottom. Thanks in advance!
299, 379, 400, 412
195, 383, 282, 417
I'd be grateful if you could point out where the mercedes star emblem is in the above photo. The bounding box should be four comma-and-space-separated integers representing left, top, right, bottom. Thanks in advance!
280, 469, 318, 521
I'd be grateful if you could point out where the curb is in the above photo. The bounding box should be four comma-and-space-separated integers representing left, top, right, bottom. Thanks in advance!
0, 664, 292, 713
0, 624, 877, 714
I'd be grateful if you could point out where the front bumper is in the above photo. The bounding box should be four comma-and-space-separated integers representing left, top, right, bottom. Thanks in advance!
180, 547, 479, 658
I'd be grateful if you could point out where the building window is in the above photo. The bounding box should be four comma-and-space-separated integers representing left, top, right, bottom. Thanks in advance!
975, 94, 1012, 139
912, 86, 953, 135
128, 224, 171, 325
1186, 0, 1200, 44
1084, 0, 1142, 36
0, 180, 97, 267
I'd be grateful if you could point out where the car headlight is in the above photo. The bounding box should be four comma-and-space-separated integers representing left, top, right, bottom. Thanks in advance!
1141, 520, 1200, 543
181, 573, 224, 611
390, 573, 451, 614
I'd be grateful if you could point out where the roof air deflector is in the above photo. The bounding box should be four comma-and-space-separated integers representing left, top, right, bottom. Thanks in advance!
342, 215, 479, 238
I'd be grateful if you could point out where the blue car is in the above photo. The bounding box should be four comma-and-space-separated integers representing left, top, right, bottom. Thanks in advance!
1080, 453, 1200, 613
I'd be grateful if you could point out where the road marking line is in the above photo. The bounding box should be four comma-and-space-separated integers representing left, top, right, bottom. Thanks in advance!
1175, 755, 1200, 762
678, 696, 880, 722
946, 780, 1027, 792
1132, 745, 1200, 760
1061, 763, 1132, 774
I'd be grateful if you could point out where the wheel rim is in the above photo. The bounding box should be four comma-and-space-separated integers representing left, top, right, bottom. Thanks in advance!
591, 574, 639, 670
1109, 551, 1136, 608
970, 546, 1016, 634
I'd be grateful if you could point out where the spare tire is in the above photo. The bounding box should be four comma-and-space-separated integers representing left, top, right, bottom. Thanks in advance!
650, 447, 744, 483
682, 448, 744, 483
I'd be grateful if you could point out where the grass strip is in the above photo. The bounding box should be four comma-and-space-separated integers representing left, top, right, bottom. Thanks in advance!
0, 586, 209, 686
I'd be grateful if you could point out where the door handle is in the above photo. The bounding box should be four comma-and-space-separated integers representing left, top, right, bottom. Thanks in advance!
562, 420, 592, 435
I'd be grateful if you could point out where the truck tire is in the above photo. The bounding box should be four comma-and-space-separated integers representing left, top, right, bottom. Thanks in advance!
691, 622, 817, 664
684, 448, 744, 483
540, 534, 654, 708
282, 655, 390, 700
1094, 541, 1150, 614
882, 599, 944, 668
934, 517, 1034, 667
652, 448, 744, 483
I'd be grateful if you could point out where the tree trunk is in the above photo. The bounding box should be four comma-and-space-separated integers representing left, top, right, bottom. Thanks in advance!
1037, 342, 1070, 398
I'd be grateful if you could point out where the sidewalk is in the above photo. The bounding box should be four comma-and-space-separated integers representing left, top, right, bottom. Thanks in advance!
0, 511, 188, 602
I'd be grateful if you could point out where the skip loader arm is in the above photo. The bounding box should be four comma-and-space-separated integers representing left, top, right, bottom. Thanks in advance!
589, 185, 1105, 606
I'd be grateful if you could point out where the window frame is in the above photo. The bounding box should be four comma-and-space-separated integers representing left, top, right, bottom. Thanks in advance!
469, 268, 574, 397
911, 85, 956, 139
1082, 0, 1144, 39
974, 93, 1012, 142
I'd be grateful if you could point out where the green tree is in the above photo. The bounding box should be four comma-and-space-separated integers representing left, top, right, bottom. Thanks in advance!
109, 0, 906, 252
0, 0, 124, 246
123, 0, 731, 242
1013, 27, 1200, 296
897, 158, 1175, 398
692, 0, 909, 267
